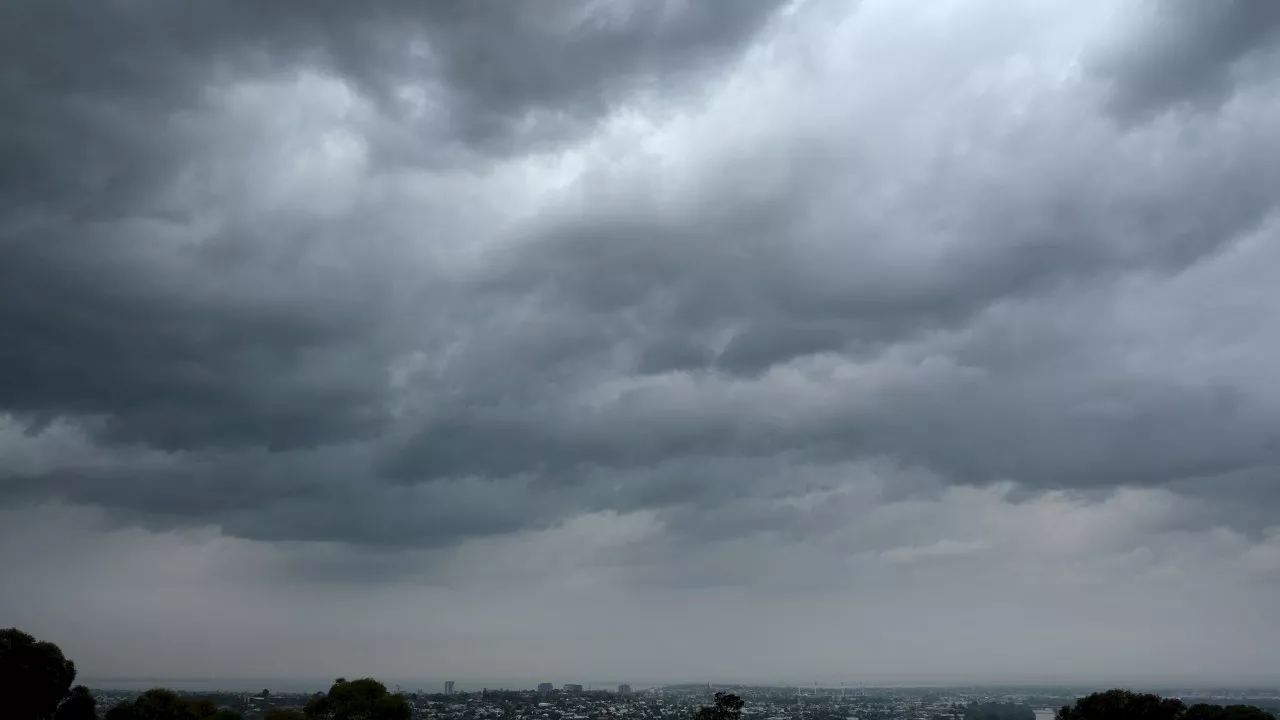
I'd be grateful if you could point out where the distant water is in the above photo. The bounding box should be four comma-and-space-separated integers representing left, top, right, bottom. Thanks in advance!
80, 678, 660, 694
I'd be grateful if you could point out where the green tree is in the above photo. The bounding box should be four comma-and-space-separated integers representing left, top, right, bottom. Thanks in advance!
0, 628, 79, 720
104, 687, 242, 720
1186, 705, 1275, 720
1058, 690, 1186, 720
265, 710, 308, 720
694, 693, 744, 720
303, 678, 411, 720
1059, 691, 1274, 720
54, 686, 98, 720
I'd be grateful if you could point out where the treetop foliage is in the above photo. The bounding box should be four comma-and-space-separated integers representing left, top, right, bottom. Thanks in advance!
303, 677, 412, 720
102, 687, 242, 720
1058, 690, 1275, 720
1, 628, 83, 720
695, 692, 745, 720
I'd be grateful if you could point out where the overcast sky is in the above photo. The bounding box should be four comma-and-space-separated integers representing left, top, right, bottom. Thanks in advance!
3, 0, 1280, 689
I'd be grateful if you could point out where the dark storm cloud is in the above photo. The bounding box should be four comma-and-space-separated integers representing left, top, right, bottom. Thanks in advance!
0, 225, 401, 450
8, 3, 1280, 685
4, 0, 1280, 559
477, 108, 1280, 381
379, 90, 1280, 491
1095, 0, 1280, 119
0, 0, 791, 549
1, 0, 788, 209
0, 0, 786, 447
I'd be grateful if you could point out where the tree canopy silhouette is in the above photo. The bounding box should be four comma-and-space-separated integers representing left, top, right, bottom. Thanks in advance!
1059, 690, 1274, 720
303, 678, 411, 720
103, 688, 243, 720
53, 686, 97, 720
1, 628, 80, 720
1058, 689, 1184, 720
695, 693, 745, 720
1185, 705, 1275, 720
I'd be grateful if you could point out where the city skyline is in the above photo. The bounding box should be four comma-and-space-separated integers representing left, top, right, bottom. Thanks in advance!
69, 675, 1280, 694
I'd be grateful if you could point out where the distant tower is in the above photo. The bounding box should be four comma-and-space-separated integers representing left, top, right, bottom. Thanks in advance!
445, 681, 455, 695
618, 684, 632, 697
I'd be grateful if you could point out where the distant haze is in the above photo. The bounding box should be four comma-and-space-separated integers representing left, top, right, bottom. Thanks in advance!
77, 679, 663, 694
3, 0, 1280, 684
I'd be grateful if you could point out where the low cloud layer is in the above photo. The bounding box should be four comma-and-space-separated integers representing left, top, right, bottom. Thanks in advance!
3, 0, 1279, 682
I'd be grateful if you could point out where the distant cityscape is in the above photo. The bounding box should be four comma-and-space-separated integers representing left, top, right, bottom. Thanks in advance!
81, 681, 1280, 720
